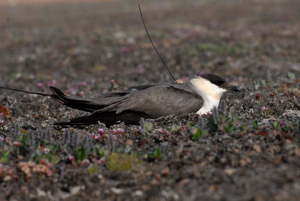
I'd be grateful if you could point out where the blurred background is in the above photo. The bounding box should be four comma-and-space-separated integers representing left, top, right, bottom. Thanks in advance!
0, 0, 299, 93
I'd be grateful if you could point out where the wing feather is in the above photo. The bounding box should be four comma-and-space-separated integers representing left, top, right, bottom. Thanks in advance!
92, 83, 203, 118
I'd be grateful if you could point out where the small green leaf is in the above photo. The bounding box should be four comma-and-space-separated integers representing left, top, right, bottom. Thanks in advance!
193, 128, 203, 141
97, 148, 108, 158
77, 147, 86, 161
148, 147, 164, 160
21, 135, 29, 148
189, 123, 195, 128
42, 154, 52, 161
272, 121, 280, 129
144, 121, 153, 134
252, 120, 258, 130
51, 155, 61, 165
207, 115, 218, 132
224, 121, 233, 133
228, 111, 233, 118
0, 150, 9, 163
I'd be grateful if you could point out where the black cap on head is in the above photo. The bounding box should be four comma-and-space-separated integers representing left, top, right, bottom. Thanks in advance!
201, 74, 241, 92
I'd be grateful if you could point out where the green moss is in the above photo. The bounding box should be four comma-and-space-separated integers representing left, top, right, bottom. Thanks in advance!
87, 165, 98, 175
196, 43, 248, 55
196, 43, 221, 52
106, 153, 143, 172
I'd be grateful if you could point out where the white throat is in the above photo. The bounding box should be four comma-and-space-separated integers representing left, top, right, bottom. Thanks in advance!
189, 77, 226, 115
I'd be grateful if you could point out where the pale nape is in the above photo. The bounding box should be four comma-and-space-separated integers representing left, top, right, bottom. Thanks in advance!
189, 76, 227, 115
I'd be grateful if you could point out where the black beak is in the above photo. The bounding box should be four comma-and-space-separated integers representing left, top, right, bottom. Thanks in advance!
226, 85, 241, 92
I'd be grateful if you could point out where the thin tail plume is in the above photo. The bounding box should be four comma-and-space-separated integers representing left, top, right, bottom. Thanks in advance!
0, 86, 50, 97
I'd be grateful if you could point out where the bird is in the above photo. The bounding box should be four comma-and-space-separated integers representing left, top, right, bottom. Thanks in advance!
51, 74, 240, 126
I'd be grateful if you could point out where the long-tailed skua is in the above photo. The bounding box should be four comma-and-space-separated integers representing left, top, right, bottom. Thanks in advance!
0, 74, 240, 126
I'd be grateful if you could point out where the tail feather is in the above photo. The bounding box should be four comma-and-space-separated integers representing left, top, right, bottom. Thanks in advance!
49, 86, 104, 112
0, 86, 50, 97
49, 86, 128, 113
49, 86, 66, 104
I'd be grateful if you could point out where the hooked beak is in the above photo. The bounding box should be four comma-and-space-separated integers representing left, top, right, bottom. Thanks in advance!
225, 84, 241, 92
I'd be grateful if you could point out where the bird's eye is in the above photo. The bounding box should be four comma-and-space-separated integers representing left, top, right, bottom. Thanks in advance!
212, 80, 224, 86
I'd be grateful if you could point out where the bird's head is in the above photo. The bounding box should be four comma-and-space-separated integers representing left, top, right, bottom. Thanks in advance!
188, 74, 240, 114
189, 74, 240, 98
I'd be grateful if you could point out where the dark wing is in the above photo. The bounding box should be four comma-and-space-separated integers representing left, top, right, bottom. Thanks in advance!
92, 83, 203, 119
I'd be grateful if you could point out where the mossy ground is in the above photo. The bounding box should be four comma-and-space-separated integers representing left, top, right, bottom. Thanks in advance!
0, 0, 300, 200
